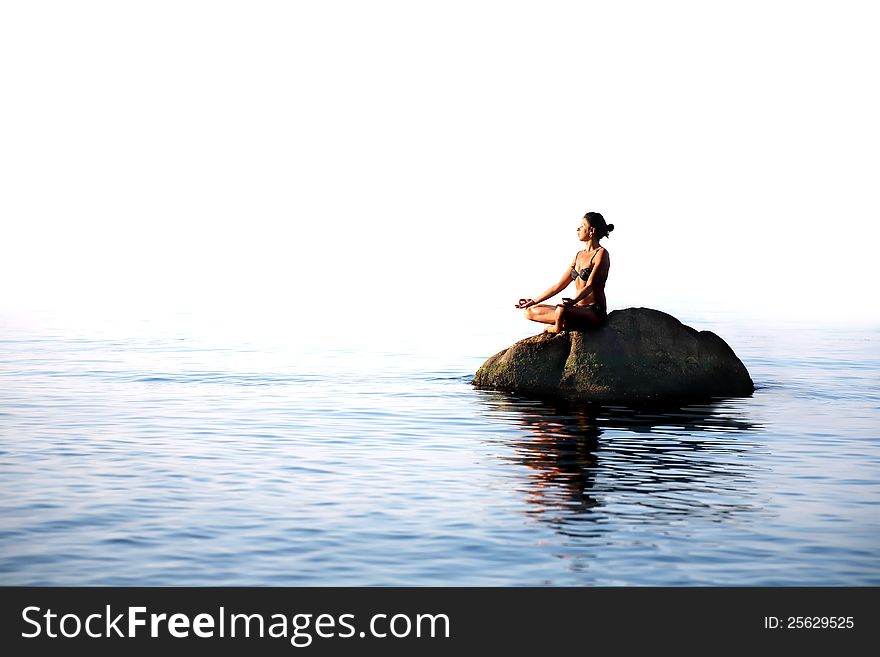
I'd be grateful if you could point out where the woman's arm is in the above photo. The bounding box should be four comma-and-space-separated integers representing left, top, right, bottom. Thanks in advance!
515, 267, 573, 308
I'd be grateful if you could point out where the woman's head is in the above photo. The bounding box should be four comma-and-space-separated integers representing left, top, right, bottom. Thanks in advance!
580, 212, 614, 241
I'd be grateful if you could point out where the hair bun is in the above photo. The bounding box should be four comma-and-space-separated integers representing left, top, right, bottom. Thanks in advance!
606, 223, 615, 233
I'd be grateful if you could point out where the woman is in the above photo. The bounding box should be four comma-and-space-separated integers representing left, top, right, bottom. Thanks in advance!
515, 212, 614, 333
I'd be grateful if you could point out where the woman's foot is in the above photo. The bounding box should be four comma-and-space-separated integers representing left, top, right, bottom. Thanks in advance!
543, 305, 567, 334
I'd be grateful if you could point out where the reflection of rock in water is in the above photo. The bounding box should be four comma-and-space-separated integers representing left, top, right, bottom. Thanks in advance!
597, 400, 759, 435
474, 392, 767, 538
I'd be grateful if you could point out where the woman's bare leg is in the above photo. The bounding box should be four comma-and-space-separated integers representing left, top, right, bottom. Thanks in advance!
523, 304, 559, 325
544, 305, 568, 333
525, 304, 603, 333
554, 305, 602, 332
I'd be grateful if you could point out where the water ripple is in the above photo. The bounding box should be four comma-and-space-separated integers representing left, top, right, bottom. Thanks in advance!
0, 323, 878, 585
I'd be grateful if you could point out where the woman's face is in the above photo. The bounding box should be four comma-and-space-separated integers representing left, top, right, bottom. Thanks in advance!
577, 218, 593, 241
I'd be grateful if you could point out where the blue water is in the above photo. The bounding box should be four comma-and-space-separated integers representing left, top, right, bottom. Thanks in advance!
1, 310, 878, 585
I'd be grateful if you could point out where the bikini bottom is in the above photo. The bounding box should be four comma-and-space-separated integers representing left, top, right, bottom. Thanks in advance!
583, 304, 607, 323
560, 303, 607, 326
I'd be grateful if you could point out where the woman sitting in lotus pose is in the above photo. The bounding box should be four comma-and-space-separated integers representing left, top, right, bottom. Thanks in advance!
515, 211, 614, 333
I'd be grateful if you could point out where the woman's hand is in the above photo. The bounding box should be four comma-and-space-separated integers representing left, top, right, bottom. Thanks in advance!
515, 298, 537, 309
560, 298, 575, 308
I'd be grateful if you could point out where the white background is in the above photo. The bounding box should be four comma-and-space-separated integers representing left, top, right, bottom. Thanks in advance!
2, 1, 878, 342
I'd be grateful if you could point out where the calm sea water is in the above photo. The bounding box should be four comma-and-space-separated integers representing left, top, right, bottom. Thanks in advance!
1, 310, 878, 585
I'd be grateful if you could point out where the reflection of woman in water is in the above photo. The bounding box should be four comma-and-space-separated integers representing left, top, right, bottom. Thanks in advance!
516, 212, 615, 333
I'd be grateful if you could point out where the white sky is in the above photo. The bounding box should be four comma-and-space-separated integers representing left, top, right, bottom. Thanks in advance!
2, 1, 878, 343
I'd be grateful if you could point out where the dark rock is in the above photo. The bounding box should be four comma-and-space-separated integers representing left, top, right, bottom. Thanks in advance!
473, 308, 754, 403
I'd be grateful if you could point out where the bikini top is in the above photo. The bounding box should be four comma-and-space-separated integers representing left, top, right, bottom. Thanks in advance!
570, 247, 603, 281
